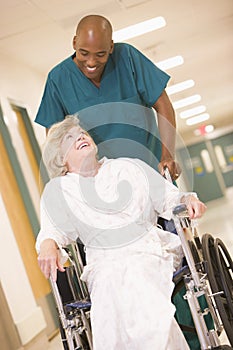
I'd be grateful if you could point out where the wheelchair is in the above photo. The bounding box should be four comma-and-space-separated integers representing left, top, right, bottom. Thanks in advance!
50, 204, 233, 350
172, 204, 233, 350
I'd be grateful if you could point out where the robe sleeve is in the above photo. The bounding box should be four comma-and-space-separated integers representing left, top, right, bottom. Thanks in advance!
133, 158, 195, 220
35, 179, 78, 253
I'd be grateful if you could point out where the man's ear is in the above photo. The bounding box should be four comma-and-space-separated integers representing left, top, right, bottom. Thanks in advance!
110, 40, 114, 54
72, 36, 77, 50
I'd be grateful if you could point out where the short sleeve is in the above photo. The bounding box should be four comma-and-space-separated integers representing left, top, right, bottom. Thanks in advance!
35, 76, 67, 128
127, 44, 170, 106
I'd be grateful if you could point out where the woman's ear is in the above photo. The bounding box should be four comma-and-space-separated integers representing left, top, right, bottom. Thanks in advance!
95, 144, 98, 155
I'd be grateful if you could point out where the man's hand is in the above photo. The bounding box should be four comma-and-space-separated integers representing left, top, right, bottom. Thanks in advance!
37, 239, 65, 281
158, 158, 181, 181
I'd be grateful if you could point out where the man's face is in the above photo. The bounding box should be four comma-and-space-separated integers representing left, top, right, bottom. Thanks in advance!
73, 28, 114, 84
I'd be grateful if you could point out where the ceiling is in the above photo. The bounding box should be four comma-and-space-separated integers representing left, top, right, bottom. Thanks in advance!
0, 0, 233, 140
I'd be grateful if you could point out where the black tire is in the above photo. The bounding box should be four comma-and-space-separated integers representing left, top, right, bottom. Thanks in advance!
214, 238, 233, 318
188, 240, 201, 266
202, 234, 233, 346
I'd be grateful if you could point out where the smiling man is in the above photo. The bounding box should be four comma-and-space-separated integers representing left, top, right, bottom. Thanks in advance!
35, 14, 180, 180
72, 17, 114, 87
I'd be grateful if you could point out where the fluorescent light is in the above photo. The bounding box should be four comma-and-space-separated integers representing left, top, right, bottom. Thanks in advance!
194, 124, 214, 136
205, 125, 214, 133
186, 113, 210, 126
166, 79, 195, 95
173, 94, 201, 109
180, 105, 206, 119
157, 55, 184, 70
113, 17, 166, 42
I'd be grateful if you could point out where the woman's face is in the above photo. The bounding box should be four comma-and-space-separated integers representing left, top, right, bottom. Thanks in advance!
60, 126, 97, 172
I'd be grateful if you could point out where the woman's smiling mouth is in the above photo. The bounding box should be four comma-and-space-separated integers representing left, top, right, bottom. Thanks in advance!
78, 141, 89, 150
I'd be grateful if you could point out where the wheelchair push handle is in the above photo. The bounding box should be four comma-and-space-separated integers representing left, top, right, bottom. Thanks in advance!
172, 204, 189, 217
163, 168, 189, 218
163, 166, 173, 183
163, 167, 192, 219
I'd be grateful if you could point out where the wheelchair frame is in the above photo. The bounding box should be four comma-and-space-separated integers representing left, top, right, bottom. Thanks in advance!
50, 245, 92, 350
172, 204, 233, 349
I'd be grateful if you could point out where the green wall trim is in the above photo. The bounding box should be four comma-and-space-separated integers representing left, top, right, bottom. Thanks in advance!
11, 105, 49, 185
0, 104, 40, 237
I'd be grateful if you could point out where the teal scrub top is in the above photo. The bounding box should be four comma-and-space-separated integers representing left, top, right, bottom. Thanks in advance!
35, 43, 170, 168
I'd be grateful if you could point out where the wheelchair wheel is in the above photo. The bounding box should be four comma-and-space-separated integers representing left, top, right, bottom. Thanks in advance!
202, 234, 233, 346
214, 238, 233, 317
188, 240, 201, 265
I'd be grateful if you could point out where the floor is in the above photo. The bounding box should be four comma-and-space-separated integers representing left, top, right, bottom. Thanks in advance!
48, 187, 233, 350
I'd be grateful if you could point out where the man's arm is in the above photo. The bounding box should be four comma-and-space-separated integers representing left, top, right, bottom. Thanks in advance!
152, 90, 181, 180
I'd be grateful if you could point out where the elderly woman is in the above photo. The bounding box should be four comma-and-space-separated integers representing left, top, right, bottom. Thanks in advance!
36, 115, 206, 350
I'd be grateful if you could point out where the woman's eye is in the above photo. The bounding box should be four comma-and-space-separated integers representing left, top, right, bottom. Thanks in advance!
65, 134, 74, 141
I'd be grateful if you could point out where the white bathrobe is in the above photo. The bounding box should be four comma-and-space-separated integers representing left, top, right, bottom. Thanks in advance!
36, 157, 190, 350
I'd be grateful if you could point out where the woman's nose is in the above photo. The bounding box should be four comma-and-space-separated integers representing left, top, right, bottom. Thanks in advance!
76, 132, 85, 141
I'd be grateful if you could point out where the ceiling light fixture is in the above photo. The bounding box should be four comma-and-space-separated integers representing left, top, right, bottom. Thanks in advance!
166, 79, 195, 95
156, 55, 184, 70
180, 105, 207, 119
173, 94, 201, 109
113, 16, 166, 42
205, 124, 214, 133
186, 113, 210, 126
194, 124, 214, 136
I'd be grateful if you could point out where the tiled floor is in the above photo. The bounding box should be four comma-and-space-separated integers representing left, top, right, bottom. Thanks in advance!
48, 334, 63, 350
48, 187, 233, 349
198, 186, 233, 258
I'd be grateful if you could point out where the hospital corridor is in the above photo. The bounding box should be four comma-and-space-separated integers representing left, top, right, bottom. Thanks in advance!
0, 1, 232, 350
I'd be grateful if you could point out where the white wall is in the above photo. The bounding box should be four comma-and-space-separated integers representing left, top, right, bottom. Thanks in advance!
0, 52, 46, 145
0, 53, 48, 345
0, 195, 47, 345
0, 53, 48, 221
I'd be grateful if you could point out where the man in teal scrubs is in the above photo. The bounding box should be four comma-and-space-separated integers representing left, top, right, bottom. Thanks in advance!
35, 15, 180, 180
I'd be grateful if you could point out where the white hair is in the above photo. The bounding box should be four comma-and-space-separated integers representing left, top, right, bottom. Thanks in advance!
42, 114, 81, 178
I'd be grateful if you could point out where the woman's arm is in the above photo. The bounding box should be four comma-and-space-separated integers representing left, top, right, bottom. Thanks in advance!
133, 158, 206, 219
36, 180, 78, 281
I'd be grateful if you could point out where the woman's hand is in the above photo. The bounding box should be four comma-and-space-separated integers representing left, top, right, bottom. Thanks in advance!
37, 239, 65, 281
181, 195, 207, 219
